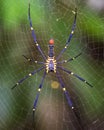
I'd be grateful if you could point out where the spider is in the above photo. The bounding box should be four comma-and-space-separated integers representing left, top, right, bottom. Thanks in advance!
12, 3, 93, 117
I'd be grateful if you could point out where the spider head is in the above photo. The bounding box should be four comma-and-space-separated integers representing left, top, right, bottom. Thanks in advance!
49, 39, 54, 45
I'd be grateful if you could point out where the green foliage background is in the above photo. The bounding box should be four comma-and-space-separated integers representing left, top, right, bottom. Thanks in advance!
0, 0, 104, 130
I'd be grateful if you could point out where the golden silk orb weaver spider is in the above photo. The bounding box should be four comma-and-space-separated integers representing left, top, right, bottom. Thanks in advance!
12, 3, 93, 121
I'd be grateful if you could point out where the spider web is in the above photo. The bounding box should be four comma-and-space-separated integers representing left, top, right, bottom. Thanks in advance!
0, 0, 104, 130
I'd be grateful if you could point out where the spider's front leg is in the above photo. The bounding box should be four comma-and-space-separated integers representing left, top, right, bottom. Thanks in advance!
56, 8, 77, 61
28, 3, 46, 60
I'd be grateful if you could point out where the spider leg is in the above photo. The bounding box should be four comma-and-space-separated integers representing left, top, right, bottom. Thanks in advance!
32, 71, 46, 118
56, 70, 74, 109
28, 3, 46, 60
57, 66, 93, 87
22, 55, 44, 64
57, 52, 82, 64
56, 8, 77, 61
57, 70, 83, 129
11, 66, 45, 89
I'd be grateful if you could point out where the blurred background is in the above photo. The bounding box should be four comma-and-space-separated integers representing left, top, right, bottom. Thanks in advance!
0, 0, 104, 130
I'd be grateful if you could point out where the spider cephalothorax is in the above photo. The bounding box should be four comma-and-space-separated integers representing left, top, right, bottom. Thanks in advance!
46, 56, 57, 73
46, 39, 57, 73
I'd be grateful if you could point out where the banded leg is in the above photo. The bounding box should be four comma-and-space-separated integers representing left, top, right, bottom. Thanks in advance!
28, 3, 46, 60
33, 71, 46, 116
57, 70, 83, 129
22, 55, 44, 64
57, 52, 82, 64
57, 66, 93, 87
11, 66, 45, 89
56, 70, 74, 109
56, 8, 77, 61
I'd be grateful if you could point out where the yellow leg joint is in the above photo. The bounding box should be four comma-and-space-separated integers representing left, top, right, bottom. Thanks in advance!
38, 88, 41, 92
63, 88, 66, 91
31, 27, 33, 30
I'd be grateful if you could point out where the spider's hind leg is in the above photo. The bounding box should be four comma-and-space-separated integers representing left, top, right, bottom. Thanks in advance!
58, 66, 93, 88
56, 70, 83, 129
56, 70, 74, 109
32, 71, 46, 119
11, 67, 45, 89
